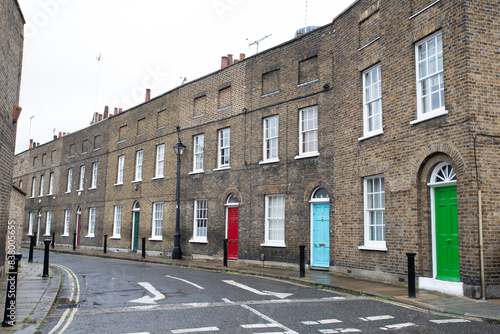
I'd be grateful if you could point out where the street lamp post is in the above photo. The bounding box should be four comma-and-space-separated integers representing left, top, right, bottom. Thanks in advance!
172, 126, 186, 259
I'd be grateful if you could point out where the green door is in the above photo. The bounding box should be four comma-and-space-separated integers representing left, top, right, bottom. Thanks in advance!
435, 186, 460, 282
133, 212, 140, 252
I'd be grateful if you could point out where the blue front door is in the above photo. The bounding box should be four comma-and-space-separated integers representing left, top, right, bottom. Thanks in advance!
312, 203, 330, 268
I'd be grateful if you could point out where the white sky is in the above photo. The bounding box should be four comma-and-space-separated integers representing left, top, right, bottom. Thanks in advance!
15, 0, 356, 154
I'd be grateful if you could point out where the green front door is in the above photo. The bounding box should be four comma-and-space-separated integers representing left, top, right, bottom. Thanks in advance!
435, 185, 460, 282
133, 212, 140, 252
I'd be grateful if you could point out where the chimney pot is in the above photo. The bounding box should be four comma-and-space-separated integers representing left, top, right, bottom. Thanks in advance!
221, 56, 229, 69
29, 139, 33, 149
145, 89, 151, 102
104, 106, 109, 119
98, 114, 103, 121
119, 108, 123, 113
114, 108, 118, 115
58, 132, 62, 138
227, 54, 233, 65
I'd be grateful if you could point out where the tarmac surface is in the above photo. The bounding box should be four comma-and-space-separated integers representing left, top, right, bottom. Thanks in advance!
1, 245, 500, 332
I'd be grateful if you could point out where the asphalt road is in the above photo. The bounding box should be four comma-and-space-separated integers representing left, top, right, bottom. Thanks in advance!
31, 251, 499, 334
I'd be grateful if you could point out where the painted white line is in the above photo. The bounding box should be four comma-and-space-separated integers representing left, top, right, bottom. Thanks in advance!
241, 323, 281, 328
130, 282, 165, 304
123, 332, 150, 334
171, 327, 219, 333
302, 321, 319, 325
241, 304, 298, 334
221, 298, 234, 304
223, 280, 293, 299
318, 319, 343, 324
430, 319, 471, 324
380, 322, 416, 330
166, 275, 205, 289
319, 329, 361, 333
360, 315, 395, 321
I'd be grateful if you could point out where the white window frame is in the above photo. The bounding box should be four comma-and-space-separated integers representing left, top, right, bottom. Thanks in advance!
28, 212, 34, 235
296, 106, 319, 158
87, 207, 96, 237
63, 210, 70, 236
90, 162, 98, 189
66, 168, 72, 193
191, 199, 208, 243
192, 134, 204, 173
78, 165, 85, 190
155, 144, 165, 178
359, 175, 386, 251
262, 115, 279, 163
261, 194, 286, 247
217, 128, 230, 169
113, 205, 122, 238
45, 211, 52, 236
360, 64, 383, 139
135, 150, 143, 181
116, 155, 125, 185
48, 172, 54, 195
31, 177, 36, 198
412, 30, 446, 124
150, 202, 163, 240
39, 174, 45, 197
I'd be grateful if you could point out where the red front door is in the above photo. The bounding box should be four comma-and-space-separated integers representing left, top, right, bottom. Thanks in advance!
76, 214, 81, 247
227, 207, 238, 260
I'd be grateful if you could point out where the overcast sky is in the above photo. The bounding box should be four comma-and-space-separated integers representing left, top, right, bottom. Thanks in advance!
15, 0, 355, 154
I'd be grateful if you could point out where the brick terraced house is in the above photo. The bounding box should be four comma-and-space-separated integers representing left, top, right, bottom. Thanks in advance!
1, 0, 24, 275
13, 0, 500, 298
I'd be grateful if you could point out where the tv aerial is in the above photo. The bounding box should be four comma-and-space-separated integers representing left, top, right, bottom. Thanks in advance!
247, 34, 272, 54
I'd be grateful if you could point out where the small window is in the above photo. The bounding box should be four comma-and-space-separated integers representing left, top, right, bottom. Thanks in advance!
63, 210, 70, 236
88, 207, 96, 237
113, 205, 122, 238
218, 128, 230, 168
263, 194, 285, 246
31, 176, 36, 197
429, 162, 456, 185
39, 174, 45, 197
362, 175, 386, 250
192, 199, 208, 242
298, 106, 318, 157
66, 168, 73, 192
151, 202, 163, 240
91, 162, 98, 188
263, 115, 279, 162
362, 64, 382, 138
78, 165, 85, 190
226, 194, 239, 205
155, 144, 165, 178
312, 187, 329, 200
193, 134, 204, 173
116, 155, 125, 184
135, 150, 143, 181
28, 212, 34, 235
48, 173, 54, 195
45, 211, 52, 236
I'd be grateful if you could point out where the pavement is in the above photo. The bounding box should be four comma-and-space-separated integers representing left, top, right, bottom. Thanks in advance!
1, 246, 500, 333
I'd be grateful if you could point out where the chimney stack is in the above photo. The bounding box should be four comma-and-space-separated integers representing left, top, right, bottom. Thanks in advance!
145, 89, 151, 102
227, 54, 233, 65
119, 108, 123, 113
104, 106, 109, 119
29, 139, 33, 149
98, 114, 103, 121
58, 132, 62, 138
114, 108, 118, 115
221, 56, 229, 69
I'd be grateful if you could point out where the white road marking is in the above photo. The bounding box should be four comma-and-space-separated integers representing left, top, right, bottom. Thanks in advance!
380, 322, 416, 330
241, 323, 281, 328
360, 315, 395, 321
319, 329, 361, 333
302, 319, 342, 325
430, 319, 471, 324
171, 327, 219, 333
241, 304, 298, 334
166, 275, 205, 289
221, 298, 234, 304
129, 282, 165, 304
123, 332, 151, 334
302, 321, 319, 325
223, 280, 293, 299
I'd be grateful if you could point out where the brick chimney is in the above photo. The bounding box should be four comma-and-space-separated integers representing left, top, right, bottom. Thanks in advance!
145, 89, 151, 102
29, 139, 33, 149
227, 54, 233, 65
221, 56, 229, 69
104, 106, 109, 119
119, 108, 123, 113
114, 108, 118, 115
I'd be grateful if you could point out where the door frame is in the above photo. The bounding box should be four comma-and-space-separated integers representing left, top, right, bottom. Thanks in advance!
225, 194, 239, 260
76, 207, 81, 247
132, 202, 140, 252
309, 187, 330, 269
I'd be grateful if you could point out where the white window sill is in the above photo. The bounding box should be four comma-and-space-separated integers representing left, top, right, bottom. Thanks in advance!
260, 243, 286, 248
152, 176, 164, 180
358, 131, 383, 142
38, 195, 44, 198
29, 196, 35, 199
85, 235, 95, 238
132, 180, 142, 183
156, 126, 166, 131
192, 113, 206, 119
297, 79, 319, 87
88, 187, 96, 190
149, 237, 163, 241
189, 170, 204, 175
65, 191, 71, 194
261, 91, 280, 98
110, 236, 121, 240
259, 159, 280, 165
77, 188, 84, 192
294, 152, 320, 160
358, 245, 387, 251
114, 183, 123, 186
410, 109, 448, 125
136, 133, 145, 137
47, 193, 53, 197
189, 239, 208, 244
93, 148, 101, 152
81, 152, 88, 155
213, 166, 231, 172
118, 140, 126, 144
61, 234, 69, 237
217, 106, 231, 112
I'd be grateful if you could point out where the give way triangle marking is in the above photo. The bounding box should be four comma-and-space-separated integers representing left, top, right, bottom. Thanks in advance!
223, 280, 293, 299
129, 282, 166, 304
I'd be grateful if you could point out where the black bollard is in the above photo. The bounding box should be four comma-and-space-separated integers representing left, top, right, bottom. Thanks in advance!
28, 235, 34, 263
299, 245, 306, 278
407, 252, 416, 298
43, 238, 51, 277
223, 239, 228, 267
141, 238, 146, 259
103, 235, 108, 254
73, 232, 76, 251
52, 232, 55, 249
2, 253, 22, 327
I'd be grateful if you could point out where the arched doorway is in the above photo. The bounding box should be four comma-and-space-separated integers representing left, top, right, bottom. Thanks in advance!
132, 202, 140, 252
225, 194, 239, 260
76, 207, 82, 247
429, 162, 460, 282
310, 187, 330, 268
